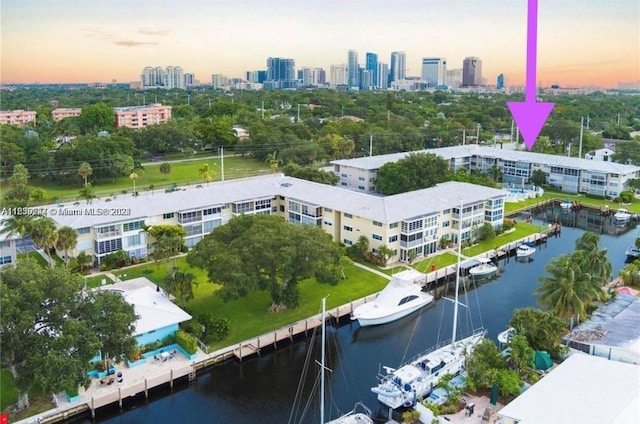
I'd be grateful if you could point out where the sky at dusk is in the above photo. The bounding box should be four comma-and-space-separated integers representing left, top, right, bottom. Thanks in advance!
1, 0, 639, 87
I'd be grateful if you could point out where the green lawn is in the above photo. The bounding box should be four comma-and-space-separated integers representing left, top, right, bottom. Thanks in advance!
413, 252, 460, 273
17, 253, 49, 268
1, 370, 18, 411
462, 222, 540, 257
85, 274, 114, 289
106, 258, 388, 350
2, 156, 270, 205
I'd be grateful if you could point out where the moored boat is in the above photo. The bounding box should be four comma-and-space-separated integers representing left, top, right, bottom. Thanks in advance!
516, 242, 536, 260
351, 270, 433, 327
468, 257, 498, 278
614, 208, 631, 223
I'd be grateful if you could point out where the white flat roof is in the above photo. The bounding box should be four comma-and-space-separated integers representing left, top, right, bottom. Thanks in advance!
50, 174, 506, 227
498, 354, 640, 424
98, 278, 192, 336
331, 145, 640, 175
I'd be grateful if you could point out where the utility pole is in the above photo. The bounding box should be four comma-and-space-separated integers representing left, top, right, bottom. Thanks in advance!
618, 113, 621, 126
261, 101, 265, 120
476, 124, 481, 145
220, 146, 225, 181
209, 98, 211, 109
578, 117, 584, 158
462, 128, 466, 146
586, 115, 590, 131
297, 104, 300, 123
369, 134, 373, 157
510, 120, 514, 143
187, 94, 190, 106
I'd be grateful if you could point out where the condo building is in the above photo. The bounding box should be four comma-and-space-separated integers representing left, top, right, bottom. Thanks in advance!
114, 103, 172, 130
331, 145, 640, 198
0, 110, 37, 127
52, 108, 82, 121
46, 174, 506, 266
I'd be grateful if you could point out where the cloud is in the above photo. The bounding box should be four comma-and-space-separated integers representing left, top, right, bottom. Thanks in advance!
78, 26, 113, 38
114, 40, 159, 47
138, 28, 170, 36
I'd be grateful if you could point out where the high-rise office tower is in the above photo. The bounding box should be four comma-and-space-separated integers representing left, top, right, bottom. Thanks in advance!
266, 57, 296, 88
497, 73, 505, 90
300, 67, 314, 86
389, 51, 407, 83
184, 73, 195, 87
365, 53, 378, 89
377, 63, 389, 89
462, 57, 482, 86
347, 50, 359, 88
312, 68, 326, 85
330, 64, 348, 87
211, 74, 229, 89
421, 58, 447, 88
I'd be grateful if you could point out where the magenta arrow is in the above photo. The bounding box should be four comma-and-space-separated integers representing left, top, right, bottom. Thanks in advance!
507, 0, 554, 150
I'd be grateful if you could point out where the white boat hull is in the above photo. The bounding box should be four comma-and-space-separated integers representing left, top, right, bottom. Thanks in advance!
371, 331, 485, 409
354, 295, 433, 327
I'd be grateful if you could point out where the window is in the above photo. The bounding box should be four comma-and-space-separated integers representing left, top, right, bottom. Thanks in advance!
163, 212, 175, 219
358, 186, 365, 190
343, 225, 353, 232
344, 213, 353, 218
398, 295, 418, 306
0, 256, 12, 265
76, 227, 90, 235
389, 235, 398, 243
123, 221, 144, 232
179, 211, 202, 224
343, 239, 352, 246
255, 199, 271, 210
126, 234, 142, 246
324, 220, 333, 226
341, 182, 347, 186
96, 238, 122, 255
324, 207, 333, 213
372, 234, 382, 241
358, 176, 365, 181
373, 221, 383, 227
203, 220, 221, 233
389, 222, 398, 229
203, 207, 222, 215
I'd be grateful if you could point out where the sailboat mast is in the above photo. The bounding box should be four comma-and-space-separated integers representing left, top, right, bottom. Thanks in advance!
320, 297, 326, 424
452, 199, 463, 346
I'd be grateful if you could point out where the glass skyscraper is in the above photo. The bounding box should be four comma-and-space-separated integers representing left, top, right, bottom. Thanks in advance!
365, 52, 378, 89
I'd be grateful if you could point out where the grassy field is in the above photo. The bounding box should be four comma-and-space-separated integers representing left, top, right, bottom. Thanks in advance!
0, 371, 52, 421
413, 252, 460, 273
2, 156, 270, 205
1, 370, 18, 411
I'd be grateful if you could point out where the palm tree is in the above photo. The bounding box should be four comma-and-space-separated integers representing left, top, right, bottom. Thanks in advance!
265, 151, 282, 173
129, 172, 139, 196
574, 232, 612, 284
31, 218, 58, 267
78, 182, 96, 204
376, 244, 394, 266
165, 268, 197, 307
198, 164, 213, 185
159, 162, 171, 177
0, 214, 34, 257
55, 226, 77, 266
73, 251, 93, 273
536, 253, 602, 321
77, 162, 93, 187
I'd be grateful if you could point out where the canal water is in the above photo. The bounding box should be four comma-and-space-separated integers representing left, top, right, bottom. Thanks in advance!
94, 214, 638, 424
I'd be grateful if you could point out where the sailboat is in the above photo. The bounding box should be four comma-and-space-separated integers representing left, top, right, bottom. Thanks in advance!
370, 200, 486, 409
291, 298, 373, 424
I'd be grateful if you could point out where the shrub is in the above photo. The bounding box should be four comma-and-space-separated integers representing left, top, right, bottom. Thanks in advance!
613, 197, 622, 203
102, 250, 130, 270
181, 319, 203, 337
176, 330, 198, 355
206, 317, 231, 342
502, 219, 516, 231
620, 191, 634, 203
476, 223, 496, 242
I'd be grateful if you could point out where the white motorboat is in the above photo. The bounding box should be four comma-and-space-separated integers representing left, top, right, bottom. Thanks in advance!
560, 199, 572, 209
497, 327, 516, 346
371, 200, 486, 409
351, 269, 433, 327
626, 246, 640, 260
468, 258, 498, 278
516, 242, 536, 260
614, 208, 632, 223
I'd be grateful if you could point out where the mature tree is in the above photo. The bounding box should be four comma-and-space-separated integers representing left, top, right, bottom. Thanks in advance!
507, 334, 535, 374
0, 141, 26, 174
465, 339, 508, 392
159, 162, 172, 177
508, 308, 567, 358
375, 153, 449, 195
0, 214, 35, 257
282, 163, 339, 185
531, 169, 547, 186
613, 141, 640, 165
55, 226, 78, 266
0, 261, 136, 405
574, 231, 612, 284
148, 225, 187, 268
70, 251, 93, 273
78, 162, 93, 186
30, 217, 58, 267
78, 102, 115, 133
3, 164, 31, 206
187, 214, 346, 310
164, 267, 197, 307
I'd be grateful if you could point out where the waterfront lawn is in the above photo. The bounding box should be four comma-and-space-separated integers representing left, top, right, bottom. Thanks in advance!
413, 252, 460, 273
0, 372, 51, 422
1, 156, 270, 205
187, 263, 388, 350
84, 274, 114, 289
463, 222, 540, 257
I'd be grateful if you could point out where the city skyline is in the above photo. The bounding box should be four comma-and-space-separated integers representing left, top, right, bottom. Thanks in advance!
1, 0, 638, 88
